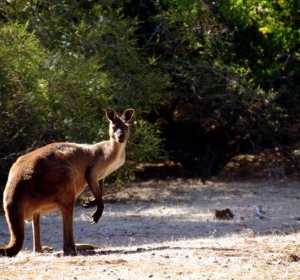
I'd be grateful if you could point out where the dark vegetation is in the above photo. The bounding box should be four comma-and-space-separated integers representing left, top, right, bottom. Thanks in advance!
0, 0, 299, 192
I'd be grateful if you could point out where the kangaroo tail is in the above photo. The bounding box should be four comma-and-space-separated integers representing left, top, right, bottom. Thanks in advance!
0, 204, 24, 257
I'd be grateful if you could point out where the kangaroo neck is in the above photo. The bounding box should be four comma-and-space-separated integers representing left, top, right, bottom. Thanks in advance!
92, 138, 126, 161
107, 138, 126, 157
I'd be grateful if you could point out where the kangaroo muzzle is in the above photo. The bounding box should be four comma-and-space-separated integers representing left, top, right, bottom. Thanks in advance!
116, 129, 125, 142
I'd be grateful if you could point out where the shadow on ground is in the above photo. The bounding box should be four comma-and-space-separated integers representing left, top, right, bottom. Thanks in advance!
0, 179, 299, 253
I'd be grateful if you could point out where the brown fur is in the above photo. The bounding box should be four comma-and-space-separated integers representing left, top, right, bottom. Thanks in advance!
0, 108, 134, 257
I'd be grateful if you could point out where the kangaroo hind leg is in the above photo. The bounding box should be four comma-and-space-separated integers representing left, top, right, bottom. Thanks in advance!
58, 193, 77, 256
32, 213, 53, 253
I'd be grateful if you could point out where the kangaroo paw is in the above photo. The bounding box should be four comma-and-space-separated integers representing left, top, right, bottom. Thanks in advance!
91, 210, 102, 224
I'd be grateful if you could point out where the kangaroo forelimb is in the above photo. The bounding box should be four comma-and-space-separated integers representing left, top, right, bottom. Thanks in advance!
91, 202, 103, 224
86, 177, 104, 224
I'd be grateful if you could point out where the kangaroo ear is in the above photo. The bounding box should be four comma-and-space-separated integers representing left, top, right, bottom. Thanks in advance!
122, 108, 135, 122
105, 108, 116, 121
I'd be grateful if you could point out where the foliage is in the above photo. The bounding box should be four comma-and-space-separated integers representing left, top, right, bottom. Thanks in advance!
116, 0, 299, 175
0, 23, 50, 184
218, 0, 300, 92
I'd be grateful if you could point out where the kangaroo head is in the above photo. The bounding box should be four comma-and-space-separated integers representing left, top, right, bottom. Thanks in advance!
105, 108, 134, 143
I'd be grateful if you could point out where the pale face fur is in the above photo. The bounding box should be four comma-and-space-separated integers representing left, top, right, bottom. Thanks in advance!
106, 108, 134, 144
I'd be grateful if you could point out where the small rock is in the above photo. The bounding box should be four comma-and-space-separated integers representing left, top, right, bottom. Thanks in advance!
287, 254, 300, 262
215, 208, 234, 220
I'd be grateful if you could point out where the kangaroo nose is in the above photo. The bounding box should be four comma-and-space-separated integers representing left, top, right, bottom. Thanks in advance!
116, 129, 123, 137
116, 129, 125, 141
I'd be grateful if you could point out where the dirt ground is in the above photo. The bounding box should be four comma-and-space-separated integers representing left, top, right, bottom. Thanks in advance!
0, 178, 299, 279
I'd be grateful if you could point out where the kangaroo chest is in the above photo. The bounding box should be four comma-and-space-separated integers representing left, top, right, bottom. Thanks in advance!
96, 149, 125, 179
106, 154, 125, 176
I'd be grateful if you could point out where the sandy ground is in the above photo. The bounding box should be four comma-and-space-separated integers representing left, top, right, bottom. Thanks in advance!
0, 179, 299, 279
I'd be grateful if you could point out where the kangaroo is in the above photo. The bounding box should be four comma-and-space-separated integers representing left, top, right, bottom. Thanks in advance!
0, 108, 134, 257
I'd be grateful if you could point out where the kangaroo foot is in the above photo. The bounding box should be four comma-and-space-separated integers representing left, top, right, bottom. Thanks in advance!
34, 246, 53, 253
63, 247, 77, 256
81, 198, 96, 208
76, 243, 98, 251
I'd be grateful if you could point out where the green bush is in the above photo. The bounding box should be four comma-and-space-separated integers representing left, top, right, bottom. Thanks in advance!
0, 23, 50, 185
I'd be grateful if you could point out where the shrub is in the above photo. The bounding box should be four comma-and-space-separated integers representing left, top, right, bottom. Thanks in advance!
0, 23, 49, 186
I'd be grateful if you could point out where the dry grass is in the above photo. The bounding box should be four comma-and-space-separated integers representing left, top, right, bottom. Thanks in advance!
0, 179, 299, 279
